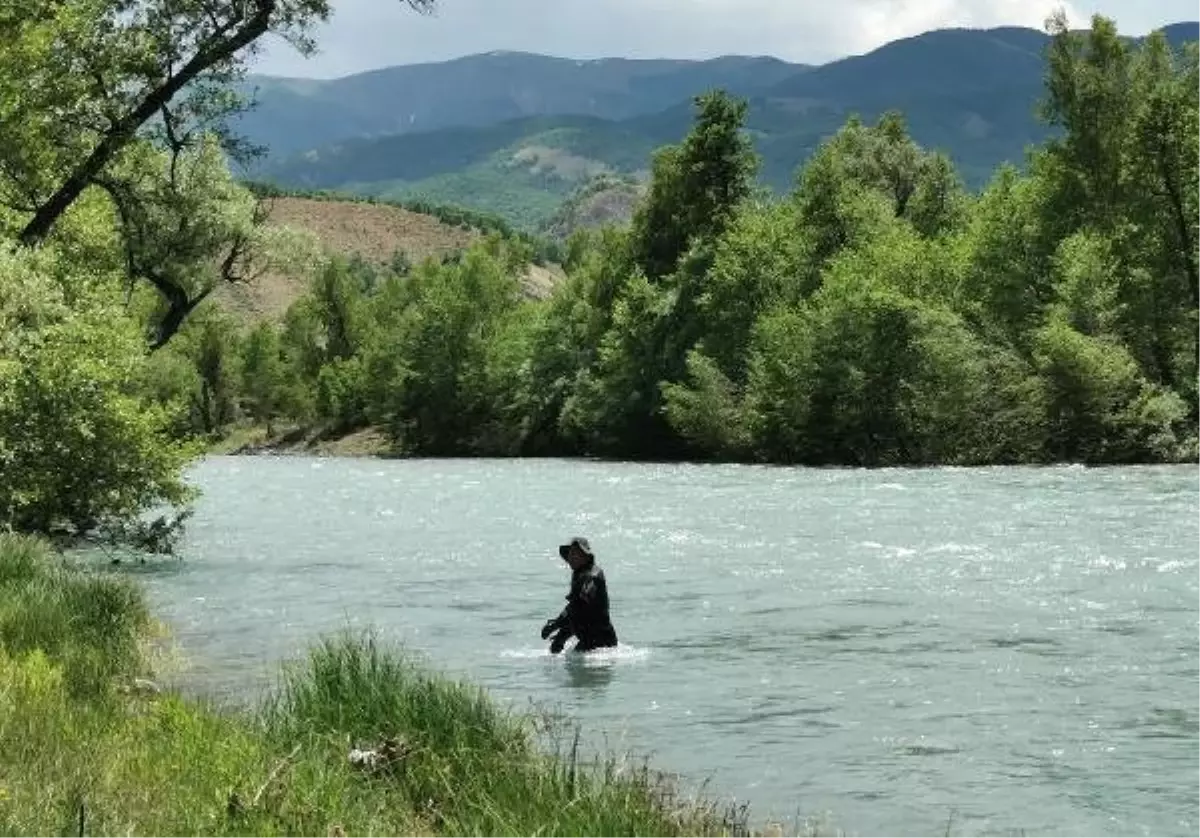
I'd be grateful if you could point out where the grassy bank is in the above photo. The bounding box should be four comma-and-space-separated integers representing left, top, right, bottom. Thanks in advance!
0, 534, 747, 836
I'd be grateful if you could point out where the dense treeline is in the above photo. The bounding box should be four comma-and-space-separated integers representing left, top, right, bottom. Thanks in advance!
1, 10, 1196, 547
179, 15, 1198, 467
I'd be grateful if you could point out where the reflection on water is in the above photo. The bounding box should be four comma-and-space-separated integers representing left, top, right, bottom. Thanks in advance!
139, 458, 1199, 837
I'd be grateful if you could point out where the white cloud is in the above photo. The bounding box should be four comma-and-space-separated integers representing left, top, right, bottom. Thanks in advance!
844, 0, 1081, 54
252, 0, 1193, 79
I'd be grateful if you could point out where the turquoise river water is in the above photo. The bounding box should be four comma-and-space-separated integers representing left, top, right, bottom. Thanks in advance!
136, 457, 1198, 836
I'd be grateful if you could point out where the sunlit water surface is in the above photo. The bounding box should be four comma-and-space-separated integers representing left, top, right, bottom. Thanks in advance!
135, 457, 1198, 836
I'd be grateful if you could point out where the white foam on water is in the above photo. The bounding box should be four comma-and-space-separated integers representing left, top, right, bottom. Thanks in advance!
927, 542, 986, 555
500, 645, 651, 664
571, 644, 651, 665
1156, 559, 1188, 573
499, 647, 553, 659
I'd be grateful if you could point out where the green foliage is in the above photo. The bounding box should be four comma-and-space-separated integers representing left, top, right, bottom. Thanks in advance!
630, 91, 759, 281
958, 164, 1057, 342
693, 202, 804, 381
371, 240, 527, 454
0, 1, 417, 349
745, 282, 930, 466
316, 357, 369, 430
1037, 14, 1199, 395
662, 352, 752, 459
0, 0, 402, 249
520, 232, 634, 454
560, 272, 677, 457
0, 534, 150, 700
0, 245, 198, 537
191, 312, 245, 435
1031, 319, 1190, 463
103, 137, 318, 348
1048, 230, 1123, 336
239, 323, 288, 433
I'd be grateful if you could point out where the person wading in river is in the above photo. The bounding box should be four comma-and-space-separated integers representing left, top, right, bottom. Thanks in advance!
540, 536, 619, 654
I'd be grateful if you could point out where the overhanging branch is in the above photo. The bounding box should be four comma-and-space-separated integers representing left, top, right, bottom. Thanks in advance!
18, 0, 279, 247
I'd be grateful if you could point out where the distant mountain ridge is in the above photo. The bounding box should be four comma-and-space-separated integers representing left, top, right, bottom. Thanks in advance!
234, 52, 805, 156
241, 21, 1199, 230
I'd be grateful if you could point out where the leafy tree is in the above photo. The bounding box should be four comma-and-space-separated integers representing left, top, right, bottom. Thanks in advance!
174, 309, 243, 436
1040, 12, 1133, 231
661, 351, 752, 460
692, 202, 804, 382
1031, 318, 1180, 462
98, 136, 316, 347
239, 322, 288, 435
0, 242, 197, 538
371, 239, 526, 454
791, 135, 897, 288
1126, 34, 1199, 307
793, 113, 968, 266
1047, 230, 1123, 337
0, 1, 428, 351
1038, 14, 1198, 395
121, 12, 1194, 469
628, 90, 759, 281
0, 0, 435, 247
559, 272, 678, 457
522, 228, 638, 453
958, 164, 1057, 344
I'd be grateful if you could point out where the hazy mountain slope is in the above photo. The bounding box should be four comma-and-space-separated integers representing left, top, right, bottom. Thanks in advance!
248, 22, 1199, 229
233, 52, 803, 156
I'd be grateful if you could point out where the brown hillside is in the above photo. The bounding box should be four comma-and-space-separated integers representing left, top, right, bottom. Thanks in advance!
214, 196, 561, 322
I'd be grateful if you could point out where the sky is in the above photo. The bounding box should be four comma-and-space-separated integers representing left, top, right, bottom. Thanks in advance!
253, 0, 1199, 79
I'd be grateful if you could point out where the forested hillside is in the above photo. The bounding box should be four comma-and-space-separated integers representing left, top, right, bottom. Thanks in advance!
247, 22, 1199, 229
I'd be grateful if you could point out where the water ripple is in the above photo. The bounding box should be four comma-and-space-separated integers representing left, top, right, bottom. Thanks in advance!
148, 458, 1198, 838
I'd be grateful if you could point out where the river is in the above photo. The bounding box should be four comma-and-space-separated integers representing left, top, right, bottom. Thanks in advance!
137, 456, 1198, 836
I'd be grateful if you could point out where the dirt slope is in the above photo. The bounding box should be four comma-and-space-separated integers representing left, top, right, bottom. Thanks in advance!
214, 196, 560, 321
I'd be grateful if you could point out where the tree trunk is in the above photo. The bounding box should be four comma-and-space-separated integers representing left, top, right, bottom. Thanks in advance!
18, 1, 276, 247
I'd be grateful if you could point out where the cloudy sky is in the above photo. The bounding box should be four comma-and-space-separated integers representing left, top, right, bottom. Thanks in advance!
254, 0, 1198, 79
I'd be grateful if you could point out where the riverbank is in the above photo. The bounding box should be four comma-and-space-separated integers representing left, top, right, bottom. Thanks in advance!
209, 424, 395, 458
206, 420, 1200, 465
0, 534, 754, 836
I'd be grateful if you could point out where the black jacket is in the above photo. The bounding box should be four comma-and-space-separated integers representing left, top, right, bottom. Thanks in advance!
547, 560, 618, 651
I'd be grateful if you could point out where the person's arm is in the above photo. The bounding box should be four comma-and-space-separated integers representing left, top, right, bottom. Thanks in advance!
542, 612, 567, 639
541, 592, 575, 640
542, 596, 573, 653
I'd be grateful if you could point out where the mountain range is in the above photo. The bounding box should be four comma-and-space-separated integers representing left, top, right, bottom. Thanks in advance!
238, 21, 1199, 231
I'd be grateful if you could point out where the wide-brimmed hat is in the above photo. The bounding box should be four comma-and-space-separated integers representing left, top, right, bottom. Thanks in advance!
558, 536, 593, 560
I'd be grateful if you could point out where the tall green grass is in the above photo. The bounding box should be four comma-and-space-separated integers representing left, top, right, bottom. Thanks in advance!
0, 534, 743, 836
0, 533, 150, 699
263, 629, 735, 835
